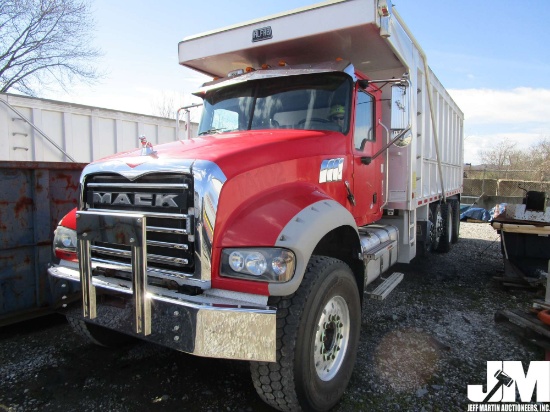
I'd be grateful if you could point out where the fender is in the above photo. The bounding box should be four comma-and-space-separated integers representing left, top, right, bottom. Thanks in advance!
59, 207, 77, 229
211, 180, 359, 296
271, 199, 359, 296
217, 182, 337, 247
213, 155, 352, 250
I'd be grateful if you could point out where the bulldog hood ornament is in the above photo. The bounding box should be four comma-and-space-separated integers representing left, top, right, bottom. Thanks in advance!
139, 135, 157, 156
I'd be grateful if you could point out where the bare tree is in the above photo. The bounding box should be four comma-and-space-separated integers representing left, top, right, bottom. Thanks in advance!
479, 139, 519, 170
151, 92, 177, 119
528, 137, 550, 180
477, 137, 550, 181
0, 0, 102, 96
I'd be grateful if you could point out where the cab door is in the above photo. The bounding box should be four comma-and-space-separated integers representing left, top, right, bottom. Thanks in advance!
351, 86, 384, 226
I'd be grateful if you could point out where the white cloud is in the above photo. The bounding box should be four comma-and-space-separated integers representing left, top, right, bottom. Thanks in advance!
449, 87, 550, 124
448, 87, 550, 164
463, 132, 544, 165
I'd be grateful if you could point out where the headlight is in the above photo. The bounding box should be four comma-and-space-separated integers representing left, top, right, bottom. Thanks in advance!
221, 248, 295, 282
53, 226, 77, 261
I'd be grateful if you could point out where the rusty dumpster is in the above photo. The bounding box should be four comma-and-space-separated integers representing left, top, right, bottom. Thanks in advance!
0, 161, 85, 326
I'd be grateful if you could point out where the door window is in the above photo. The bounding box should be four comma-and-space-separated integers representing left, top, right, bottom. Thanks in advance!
354, 91, 375, 150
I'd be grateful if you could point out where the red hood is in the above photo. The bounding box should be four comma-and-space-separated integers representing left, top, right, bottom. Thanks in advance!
91, 129, 346, 179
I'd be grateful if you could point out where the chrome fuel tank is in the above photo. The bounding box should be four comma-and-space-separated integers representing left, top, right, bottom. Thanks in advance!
359, 224, 399, 285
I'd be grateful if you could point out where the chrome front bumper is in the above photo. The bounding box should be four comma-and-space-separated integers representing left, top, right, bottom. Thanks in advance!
48, 211, 276, 362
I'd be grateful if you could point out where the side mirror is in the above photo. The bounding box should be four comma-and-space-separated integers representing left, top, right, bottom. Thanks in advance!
390, 84, 412, 147
390, 84, 409, 130
358, 79, 369, 90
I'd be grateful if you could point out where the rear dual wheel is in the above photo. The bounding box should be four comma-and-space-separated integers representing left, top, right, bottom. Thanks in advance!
437, 203, 452, 253
429, 203, 444, 252
417, 201, 459, 256
450, 199, 461, 243
427, 201, 457, 254
251, 256, 361, 412
436, 199, 462, 252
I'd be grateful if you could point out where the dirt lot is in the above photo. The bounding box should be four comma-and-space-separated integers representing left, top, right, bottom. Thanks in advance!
0, 222, 545, 412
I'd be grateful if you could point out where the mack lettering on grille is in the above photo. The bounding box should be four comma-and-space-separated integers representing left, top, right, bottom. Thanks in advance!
92, 192, 180, 207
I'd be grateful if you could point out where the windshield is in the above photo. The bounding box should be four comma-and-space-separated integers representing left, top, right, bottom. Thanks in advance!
198, 73, 352, 135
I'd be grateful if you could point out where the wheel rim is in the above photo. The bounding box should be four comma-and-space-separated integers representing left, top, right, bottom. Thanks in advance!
314, 295, 350, 381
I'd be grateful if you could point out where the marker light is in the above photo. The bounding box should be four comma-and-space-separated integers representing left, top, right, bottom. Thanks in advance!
378, 0, 390, 16
227, 69, 245, 78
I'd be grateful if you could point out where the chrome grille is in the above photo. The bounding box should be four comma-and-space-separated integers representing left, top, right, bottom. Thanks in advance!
83, 173, 194, 278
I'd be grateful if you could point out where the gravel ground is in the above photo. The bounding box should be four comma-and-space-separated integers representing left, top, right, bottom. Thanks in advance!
0, 222, 545, 412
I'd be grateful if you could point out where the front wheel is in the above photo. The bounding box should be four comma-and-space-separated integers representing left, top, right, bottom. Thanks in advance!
67, 316, 134, 348
250, 256, 361, 412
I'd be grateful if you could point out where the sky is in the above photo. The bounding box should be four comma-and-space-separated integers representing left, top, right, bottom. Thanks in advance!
43, 0, 550, 164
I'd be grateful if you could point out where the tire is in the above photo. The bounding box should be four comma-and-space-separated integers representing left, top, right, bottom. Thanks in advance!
429, 203, 443, 252
416, 239, 428, 257
67, 316, 134, 348
250, 256, 361, 412
450, 199, 460, 243
437, 202, 452, 253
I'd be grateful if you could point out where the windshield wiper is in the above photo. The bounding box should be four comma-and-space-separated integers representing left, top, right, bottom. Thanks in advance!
198, 128, 227, 136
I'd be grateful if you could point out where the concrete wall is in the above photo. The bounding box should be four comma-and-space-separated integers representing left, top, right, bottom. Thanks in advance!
464, 178, 550, 197
463, 178, 497, 197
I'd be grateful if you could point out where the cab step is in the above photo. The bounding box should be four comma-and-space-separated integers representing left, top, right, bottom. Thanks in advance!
367, 272, 404, 300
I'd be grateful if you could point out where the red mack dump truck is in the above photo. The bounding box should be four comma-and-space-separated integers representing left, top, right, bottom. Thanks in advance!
48, 1, 463, 410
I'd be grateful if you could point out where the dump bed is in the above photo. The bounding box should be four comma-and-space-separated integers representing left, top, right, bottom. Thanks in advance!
178, 0, 464, 212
